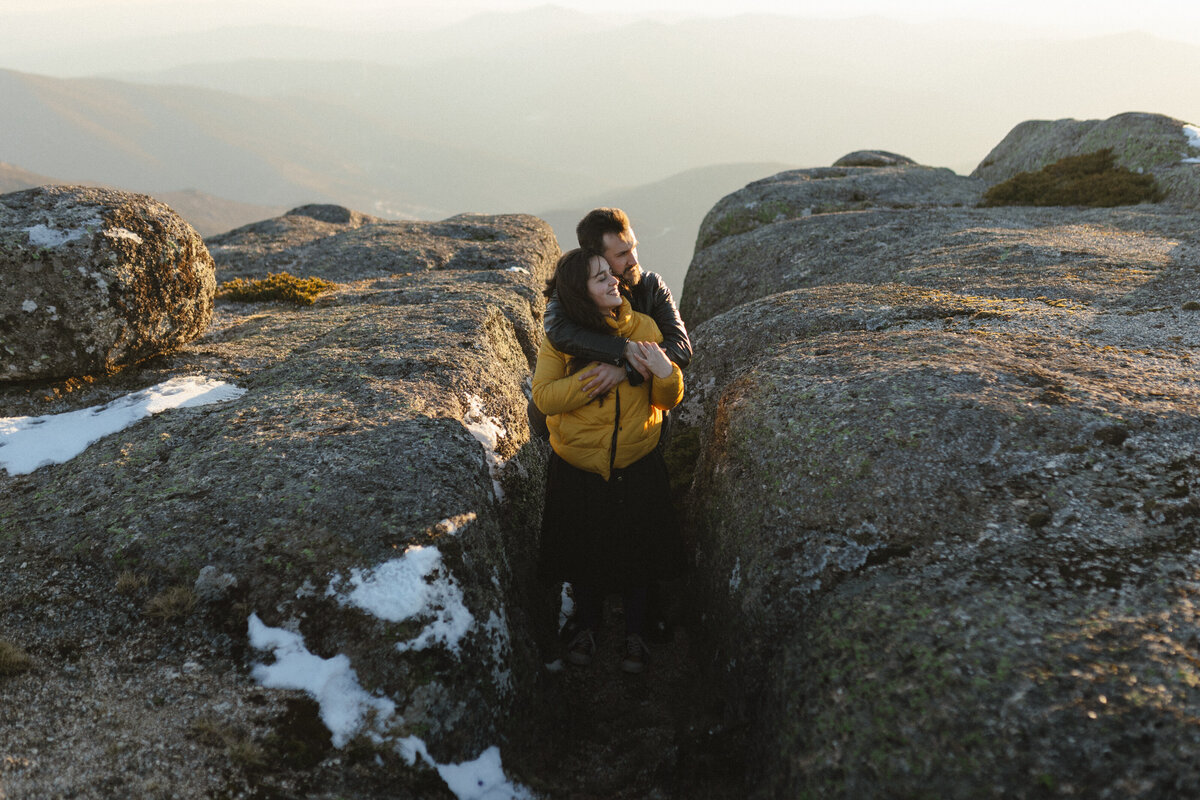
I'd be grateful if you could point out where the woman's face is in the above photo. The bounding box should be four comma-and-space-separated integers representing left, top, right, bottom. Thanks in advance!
587, 255, 622, 312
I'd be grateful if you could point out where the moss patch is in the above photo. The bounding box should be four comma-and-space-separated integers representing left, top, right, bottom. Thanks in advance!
663, 425, 701, 497
982, 149, 1162, 208
700, 200, 798, 250
216, 272, 336, 305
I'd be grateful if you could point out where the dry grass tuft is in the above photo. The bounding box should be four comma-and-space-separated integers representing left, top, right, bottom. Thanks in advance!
144, 586, 198, 621
115, 570, 149, 595
189, 717, 267, 769
0, 639, 34, 676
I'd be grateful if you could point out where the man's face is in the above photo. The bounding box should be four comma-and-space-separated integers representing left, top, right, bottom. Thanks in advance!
601, 227, 639, 278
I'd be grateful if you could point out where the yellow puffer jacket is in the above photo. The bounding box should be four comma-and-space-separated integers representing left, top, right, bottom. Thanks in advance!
532, 299, 684, 480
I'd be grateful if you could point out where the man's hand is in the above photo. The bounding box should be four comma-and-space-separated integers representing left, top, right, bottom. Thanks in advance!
623, 341, 652, 380
578, 362, 625, 398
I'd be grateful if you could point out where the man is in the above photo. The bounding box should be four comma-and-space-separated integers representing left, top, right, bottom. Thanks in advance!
531, 207, 692, 439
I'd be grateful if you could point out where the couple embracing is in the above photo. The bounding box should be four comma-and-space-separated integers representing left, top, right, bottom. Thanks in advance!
532, 207, 692, 675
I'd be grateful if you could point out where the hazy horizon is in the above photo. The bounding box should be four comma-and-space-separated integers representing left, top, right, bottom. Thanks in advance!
3, 1, 1198, 285
4, 0, 1200, 74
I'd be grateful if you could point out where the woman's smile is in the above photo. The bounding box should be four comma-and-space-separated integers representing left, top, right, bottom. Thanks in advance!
587, 255, 623, 310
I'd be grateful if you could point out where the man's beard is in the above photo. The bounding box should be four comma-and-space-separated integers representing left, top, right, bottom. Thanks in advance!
618, 263, 642, 289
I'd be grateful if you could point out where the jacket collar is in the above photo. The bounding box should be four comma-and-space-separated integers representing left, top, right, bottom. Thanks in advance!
604, 297, 635, 336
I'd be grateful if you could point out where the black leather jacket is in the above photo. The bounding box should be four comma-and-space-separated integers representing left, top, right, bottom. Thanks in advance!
544, 270, 692, 371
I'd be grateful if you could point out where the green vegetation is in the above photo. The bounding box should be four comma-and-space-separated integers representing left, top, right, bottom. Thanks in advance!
700, 199, 797, 249
663, 426, 701, 497
982, 149, 1162, 208
216, 272, 336, 305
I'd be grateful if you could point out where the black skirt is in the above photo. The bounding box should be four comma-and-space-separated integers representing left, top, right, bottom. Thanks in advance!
539, 448, 685, 589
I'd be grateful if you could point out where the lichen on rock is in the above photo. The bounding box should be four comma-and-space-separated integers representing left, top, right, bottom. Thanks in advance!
675, 158, 1200, 796
0, 185, 215, 381
0, 206, 559, 797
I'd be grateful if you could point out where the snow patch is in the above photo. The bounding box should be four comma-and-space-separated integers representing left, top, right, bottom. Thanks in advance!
558, 582, 574, 633
463, 394, 508, 500
247, 616, 532, 800
21, 300, 37, 313
23, 219, 99, 248
435, 746, 534, 800
1184, 124, 1200, 163
247, 613, 396, 747
483, 607, 514, 695
0, 376, 246, 476
330, 546, 475, 655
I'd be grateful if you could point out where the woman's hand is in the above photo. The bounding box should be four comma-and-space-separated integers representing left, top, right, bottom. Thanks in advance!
623, 341, 651, 380
633, 341, 673, 379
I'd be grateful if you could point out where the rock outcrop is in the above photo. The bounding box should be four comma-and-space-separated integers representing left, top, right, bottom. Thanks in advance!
0, 209, 559, 798
973, 111, 1200, 207
0, 186, 215, 381
208, 203, 555, 286
674, 147, 1200, 797
687, 157, 985, 314
831, 150, 918, 168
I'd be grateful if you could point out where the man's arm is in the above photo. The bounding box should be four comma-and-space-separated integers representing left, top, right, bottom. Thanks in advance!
641, 273, 692, 369
545, 291, 643, 398
544, 293, 626, 365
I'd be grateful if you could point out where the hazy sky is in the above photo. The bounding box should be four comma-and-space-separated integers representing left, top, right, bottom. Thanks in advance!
4, 0, 1200, 45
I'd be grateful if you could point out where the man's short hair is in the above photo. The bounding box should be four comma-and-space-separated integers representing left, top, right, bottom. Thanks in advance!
576, 207, 631, 256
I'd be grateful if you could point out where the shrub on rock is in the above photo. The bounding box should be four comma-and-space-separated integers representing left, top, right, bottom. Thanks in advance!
973, 112, 1200, 208
216, 272, 336, 305
981, 148, 1162, 207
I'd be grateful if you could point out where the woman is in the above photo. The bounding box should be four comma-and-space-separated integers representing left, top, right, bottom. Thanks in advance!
532, 248, 685, 674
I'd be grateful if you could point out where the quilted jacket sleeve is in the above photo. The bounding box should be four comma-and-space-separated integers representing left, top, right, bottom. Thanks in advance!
531, 337, 596, 416
650, 363, 684, 411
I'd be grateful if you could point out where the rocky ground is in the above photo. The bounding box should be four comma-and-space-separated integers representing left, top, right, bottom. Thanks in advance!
1, 300, 749, 799
0, 556, 749, 799
509, 598, 748, 800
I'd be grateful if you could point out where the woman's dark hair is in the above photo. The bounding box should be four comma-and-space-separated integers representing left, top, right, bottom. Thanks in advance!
544, 248, 614, 333
544, 248, 616, 373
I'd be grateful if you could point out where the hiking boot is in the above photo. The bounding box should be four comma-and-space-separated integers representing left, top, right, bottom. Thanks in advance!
621, 634, 649, 674
566, 628, 596, 667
